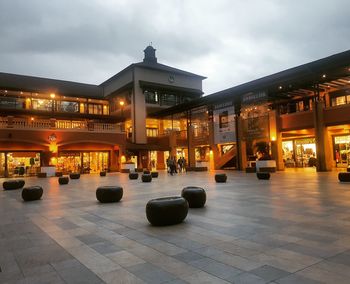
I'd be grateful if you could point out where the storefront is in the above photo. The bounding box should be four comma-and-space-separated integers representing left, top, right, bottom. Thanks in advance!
0, 151, 41, 177
195, 146, 210, 168
57, 151, 109, 174
334, 135, 350, 167
282, 138, 317, 167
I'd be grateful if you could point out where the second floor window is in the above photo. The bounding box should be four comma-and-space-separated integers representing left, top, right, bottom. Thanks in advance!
146, 128, 158, 137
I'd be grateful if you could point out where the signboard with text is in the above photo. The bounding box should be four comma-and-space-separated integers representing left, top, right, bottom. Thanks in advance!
213, 102, 236, 144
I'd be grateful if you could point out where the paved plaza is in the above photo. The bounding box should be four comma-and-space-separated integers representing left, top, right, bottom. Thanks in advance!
1, 170, 350, 283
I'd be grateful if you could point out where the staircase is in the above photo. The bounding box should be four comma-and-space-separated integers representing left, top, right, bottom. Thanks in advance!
215, 146, 237, 169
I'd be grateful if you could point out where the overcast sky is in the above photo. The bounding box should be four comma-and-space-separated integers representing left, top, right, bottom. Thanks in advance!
0, 0, 349, 94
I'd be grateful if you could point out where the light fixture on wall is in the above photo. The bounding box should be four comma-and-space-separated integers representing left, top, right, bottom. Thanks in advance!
50, 93, 56, 99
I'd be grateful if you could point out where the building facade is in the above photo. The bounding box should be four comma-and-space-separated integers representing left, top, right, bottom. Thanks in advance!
0, 46, 205, 177
1, 47, 349, 177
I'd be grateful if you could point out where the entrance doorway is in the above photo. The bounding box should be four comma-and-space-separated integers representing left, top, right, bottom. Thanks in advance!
57, 151, 109, 174
282, 138, 316, 167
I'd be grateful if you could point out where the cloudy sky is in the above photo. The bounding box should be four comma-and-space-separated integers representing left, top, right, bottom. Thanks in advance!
0, 0, 349, 94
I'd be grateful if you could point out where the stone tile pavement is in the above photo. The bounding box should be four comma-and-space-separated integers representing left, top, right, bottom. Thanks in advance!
1, 169, 350, 283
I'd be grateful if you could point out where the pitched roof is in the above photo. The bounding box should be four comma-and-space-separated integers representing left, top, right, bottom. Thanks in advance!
100, 61, 206, 86
0, 72, 102, 98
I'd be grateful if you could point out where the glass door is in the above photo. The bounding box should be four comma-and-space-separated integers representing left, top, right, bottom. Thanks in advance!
0, 153, 5, 177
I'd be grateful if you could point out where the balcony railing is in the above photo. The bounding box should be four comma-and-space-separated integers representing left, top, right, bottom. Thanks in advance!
0, 117, 123, 133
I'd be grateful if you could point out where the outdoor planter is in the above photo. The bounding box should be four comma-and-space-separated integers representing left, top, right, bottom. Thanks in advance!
146, 196, 188, 226
181, 186, 206, 208
96, 186, 123, 203
22, 186, 43, 201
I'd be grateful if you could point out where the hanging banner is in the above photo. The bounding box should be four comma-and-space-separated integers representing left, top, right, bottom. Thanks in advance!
213, 102, 236, 144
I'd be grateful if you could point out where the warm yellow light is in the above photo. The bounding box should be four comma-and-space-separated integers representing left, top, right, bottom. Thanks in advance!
121, 155, 126, 163
30, 117, 34, 121
50, 93, 56, 98
26, 98, 31, 102
50, 157, 57, 165
49, 143, 58, 153
209, 150, 213, 155
119, 101, 125, 106
278, 86, 283, 90
322, 74, 326, 78
271, 136, 276, 141
103, 105, 107, 109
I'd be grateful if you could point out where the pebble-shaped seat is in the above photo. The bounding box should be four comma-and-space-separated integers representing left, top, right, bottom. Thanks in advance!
22, 186, 43, 201
146, 197, 188, 226
58, 176, 69, 185
181, 186, 206, 208
215, 173, 227, 183
69, 173, 80, 179
257, 172, 270, 180
142, 174, 152, 182
151, 172, 159, 178
339, 172, 350, 182
96, 186, 123, 203
129, 172, 139, 180
3, 179, 25, 190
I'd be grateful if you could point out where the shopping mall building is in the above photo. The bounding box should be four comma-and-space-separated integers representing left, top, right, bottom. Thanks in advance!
0, 46, 349, 177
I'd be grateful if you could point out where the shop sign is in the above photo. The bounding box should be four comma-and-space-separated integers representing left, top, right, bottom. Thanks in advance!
242, 91, 268, 105
335, 135, 350, 144
213, 105, 236, 144
242, 115, 269, 140
59, 152, 81, 157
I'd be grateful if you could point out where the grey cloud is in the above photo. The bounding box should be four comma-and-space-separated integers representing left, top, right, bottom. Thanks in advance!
0, 0, 349, 94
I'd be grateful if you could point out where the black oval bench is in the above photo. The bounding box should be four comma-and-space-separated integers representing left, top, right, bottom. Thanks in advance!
142, 174, 152, 182
3, 179, 25, 190
129, 172, 139, 180
181, 186, 206, 208
339, 172, 350, 182
257, 172, 270, 180
69, 173, 80, 179
215, 173, 227, 183
22, 186, 43, 201
151, 172, 159, 178
96, 186, 123, 203
58, 176, 69, 185
100, 171, 106, 177
146, 197, 188, 226
37, 172, 47, 178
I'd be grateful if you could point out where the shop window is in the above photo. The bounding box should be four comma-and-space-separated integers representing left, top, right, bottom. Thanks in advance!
58, 101, 79, 113
334, 135, 350, 166
31, 99, 53, 111
88, 104, 103, 115
146, 128, 158, 137
145, 91, 159, 104
0, 96, 26, 109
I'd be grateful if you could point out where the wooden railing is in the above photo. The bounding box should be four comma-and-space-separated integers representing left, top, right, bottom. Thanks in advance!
0, 117, 123, 133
